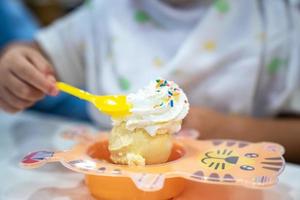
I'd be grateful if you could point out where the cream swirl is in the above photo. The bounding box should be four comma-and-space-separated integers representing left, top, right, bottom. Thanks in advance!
113, 79, 190, 136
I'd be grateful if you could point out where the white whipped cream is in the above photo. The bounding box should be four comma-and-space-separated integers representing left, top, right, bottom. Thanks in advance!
113, 79, 189, 136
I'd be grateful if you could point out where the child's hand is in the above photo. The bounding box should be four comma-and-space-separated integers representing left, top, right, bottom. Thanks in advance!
0, 43, 58, 113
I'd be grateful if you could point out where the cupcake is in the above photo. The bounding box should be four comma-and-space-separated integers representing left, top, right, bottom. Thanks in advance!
109, 79, 189, 166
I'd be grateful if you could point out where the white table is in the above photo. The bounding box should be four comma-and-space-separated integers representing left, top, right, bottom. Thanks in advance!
0, 112, 300, 200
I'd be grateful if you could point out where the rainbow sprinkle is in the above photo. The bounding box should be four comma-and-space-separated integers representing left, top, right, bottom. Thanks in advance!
170, 100, 174, 107
153, 79, 182, 109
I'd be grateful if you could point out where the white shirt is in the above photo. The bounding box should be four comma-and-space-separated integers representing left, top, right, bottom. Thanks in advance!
36, 0, 300, 128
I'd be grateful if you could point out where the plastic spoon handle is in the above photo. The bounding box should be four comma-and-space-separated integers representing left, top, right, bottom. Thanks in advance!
56, 82, 95, 102
56, 82, 131, 117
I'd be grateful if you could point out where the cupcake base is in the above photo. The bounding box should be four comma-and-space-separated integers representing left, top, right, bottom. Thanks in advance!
109, 123, 172, 165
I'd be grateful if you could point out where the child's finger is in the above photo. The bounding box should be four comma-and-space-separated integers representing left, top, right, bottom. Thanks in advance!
0, 87, 33, 110
7, 73, 45, 101
12, 58, 53, 95
47, 75, 59, 96
25, 49, 54, 75
0, 98, 19, 113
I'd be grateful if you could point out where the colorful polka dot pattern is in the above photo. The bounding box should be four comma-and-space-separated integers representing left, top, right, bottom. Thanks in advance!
118, 77, 131, 91
153, 57, 164, 68
85, 0, 92, 7
134, 10, 151, 23
214, 0, 230, 13
203, 40, 217, 51
267, 57, 285, 74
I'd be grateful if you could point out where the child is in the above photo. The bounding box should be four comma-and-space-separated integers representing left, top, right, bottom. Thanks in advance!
0, 0, 300, 162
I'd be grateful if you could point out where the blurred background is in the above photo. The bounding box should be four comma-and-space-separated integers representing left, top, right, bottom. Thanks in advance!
25, 0, 83, 25
0, 0, 84, 49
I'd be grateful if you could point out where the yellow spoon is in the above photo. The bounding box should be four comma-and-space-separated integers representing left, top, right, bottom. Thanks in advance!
56, 82, 131, 117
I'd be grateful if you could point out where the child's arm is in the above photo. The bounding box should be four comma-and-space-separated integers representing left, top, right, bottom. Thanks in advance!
0, 42, 58, 113
183, 107, 300, 163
